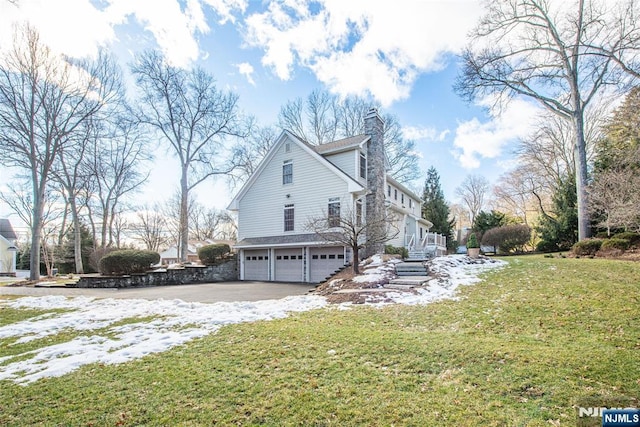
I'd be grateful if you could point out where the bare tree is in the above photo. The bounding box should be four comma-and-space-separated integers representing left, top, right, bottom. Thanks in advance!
130, 205, 169, 252
0, 26, 121, 280
455, 175, 490, 227
305, 205, 399, 275
51, 128, 91, 273
189, 203, 236, 241
131, 50, 246, 262
228, 124, 279, 189
589, 166, 640, 234
84, 116, 150, 249
278, 90, 422, 184
455, 0, 640, 241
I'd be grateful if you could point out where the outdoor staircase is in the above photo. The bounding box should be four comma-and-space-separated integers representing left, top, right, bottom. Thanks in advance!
386, 261, 430, 289
407, 250, 428, 261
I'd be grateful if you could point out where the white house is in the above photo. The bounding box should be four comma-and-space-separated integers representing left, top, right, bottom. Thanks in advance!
228, 108, 446, 283
0, 219, 18, 277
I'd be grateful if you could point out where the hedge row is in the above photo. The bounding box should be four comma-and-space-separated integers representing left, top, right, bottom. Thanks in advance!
572, 232, 640, 256
197, 244, 231, 265
99, 249, 160, 275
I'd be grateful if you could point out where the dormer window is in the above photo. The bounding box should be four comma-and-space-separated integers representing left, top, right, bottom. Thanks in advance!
359, 152, 367, 179
283, 160, 293, 185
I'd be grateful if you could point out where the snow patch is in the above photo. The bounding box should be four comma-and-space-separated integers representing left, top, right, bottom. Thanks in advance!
0, 255, 506, 384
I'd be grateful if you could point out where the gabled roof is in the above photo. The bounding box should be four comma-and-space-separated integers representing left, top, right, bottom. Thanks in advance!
313, 134, 369, 155
0, 219, 17, 240
227, 130, 366, 211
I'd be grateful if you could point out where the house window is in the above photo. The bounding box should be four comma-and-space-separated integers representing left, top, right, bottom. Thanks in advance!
387, 185, 391, 197
328, 198, 341, 227
394, 189, 398, 200
359, 152, 367, 179
401, 193, 405, 204
283, 160, 293, 185
356, 199, 363, 227
284, 204, 294, 231
409, 199, 413, 209
285, 142, 291, 153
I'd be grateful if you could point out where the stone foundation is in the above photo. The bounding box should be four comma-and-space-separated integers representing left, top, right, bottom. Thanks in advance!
74, 260, 238, 288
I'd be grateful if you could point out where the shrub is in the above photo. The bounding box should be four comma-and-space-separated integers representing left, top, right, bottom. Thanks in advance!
198, 244, 231, 265
611, 231, 640, 247
536, 240, 558, 253
89, 247, 118, 273
572, 239, 603, 256
466, 233, 480, 249
385, 245, 408, 259
99, 249, 160, 275
481, 224, 531, 253
601, 238, 630, 251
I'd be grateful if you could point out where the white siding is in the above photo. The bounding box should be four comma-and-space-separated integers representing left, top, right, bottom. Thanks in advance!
324, 151, 356, 178
237, 136, 356, 240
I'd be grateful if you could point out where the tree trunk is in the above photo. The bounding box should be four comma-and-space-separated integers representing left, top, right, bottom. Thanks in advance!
574, 109, 591, 240
29, 175, 45, 281
180, 168, 189, 263
352, 246, 360, 274
69, 197, 84, 274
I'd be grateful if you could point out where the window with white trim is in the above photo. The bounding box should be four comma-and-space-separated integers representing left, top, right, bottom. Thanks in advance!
284, 204, 294, 231
283, 160, 293, 185
328, 198, 341, 228
359, 152, 367, 179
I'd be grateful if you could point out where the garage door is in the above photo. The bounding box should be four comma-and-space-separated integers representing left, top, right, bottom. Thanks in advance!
274, 248, 304, 282
309, 246, 346, 283
244, 250, 269, 281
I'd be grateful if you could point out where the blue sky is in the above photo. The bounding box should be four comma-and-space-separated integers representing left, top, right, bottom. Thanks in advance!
0, 0, 540, 221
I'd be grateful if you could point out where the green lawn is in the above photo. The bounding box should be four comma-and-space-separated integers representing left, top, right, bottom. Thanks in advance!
1, 255, 638, 426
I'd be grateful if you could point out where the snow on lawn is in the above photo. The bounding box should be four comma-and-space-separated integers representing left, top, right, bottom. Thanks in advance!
0, 295, 327, 384
363, 255, 507, 306
0, 255, 506, 385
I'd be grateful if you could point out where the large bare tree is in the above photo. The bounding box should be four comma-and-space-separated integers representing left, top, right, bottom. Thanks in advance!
455, 174, 490, 227
455, 0, 640, 241
278, 89, 422, 184
131, 50, 246, 262
0, 26, 121, 280
84, 116, 150, 249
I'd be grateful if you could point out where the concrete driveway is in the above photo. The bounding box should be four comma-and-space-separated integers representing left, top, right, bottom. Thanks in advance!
0, 281, 318, 303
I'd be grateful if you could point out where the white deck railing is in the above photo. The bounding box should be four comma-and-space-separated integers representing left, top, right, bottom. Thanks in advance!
406, 232, 447, 257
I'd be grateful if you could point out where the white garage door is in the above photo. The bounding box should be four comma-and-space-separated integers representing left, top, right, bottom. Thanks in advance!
309, 246, 346, 283
243, 250, 269, 281
274, 248, 304, 282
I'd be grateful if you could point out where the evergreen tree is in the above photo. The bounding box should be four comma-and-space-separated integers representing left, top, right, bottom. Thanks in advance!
590, 87, 640, 234
594, 87, 640, 172
57, 223, 96, 274
536, 175, 579, 252
421, 166, 455, 247
473, 210, 507, 242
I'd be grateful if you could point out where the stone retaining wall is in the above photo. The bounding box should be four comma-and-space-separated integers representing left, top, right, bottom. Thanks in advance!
74, 260, 238, 288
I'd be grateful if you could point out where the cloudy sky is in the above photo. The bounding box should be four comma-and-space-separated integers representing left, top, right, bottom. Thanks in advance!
0, 0, 540, 221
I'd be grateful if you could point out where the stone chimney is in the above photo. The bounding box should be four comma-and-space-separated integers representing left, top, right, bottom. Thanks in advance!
364, 108, 386, 258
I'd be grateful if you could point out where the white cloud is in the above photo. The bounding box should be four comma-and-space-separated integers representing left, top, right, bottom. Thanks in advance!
244, 0, 483, 106
0, 0, 246, 67
403, 126, 450, 142
0, 0, 116, 59
452, 98, 540, 169
236, 62, 255, 85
